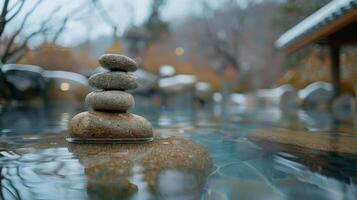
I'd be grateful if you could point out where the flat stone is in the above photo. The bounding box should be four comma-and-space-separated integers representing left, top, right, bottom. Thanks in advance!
89, 72, 138, 90
69, 111, 153, 139
99, 54, 137, 72
85, 91, 134, 112
248, 128, 357, 154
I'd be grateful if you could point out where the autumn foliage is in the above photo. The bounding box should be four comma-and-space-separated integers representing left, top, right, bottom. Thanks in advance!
18, 43, 98, 73
140, 37, 222, 91
276, 48, 357, 94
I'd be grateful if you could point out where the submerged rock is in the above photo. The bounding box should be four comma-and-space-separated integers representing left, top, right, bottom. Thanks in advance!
86, 160, 138, 199
248, 128, 357, 154
85, 91, 134, 112
67, 136, 213, 199
88, 72, 138, 90
13, 129, 212, 199
69, 111, 153, 139
99, 54, 137, 72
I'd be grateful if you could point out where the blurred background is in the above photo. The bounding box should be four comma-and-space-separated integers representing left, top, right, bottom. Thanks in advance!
1, 1, 357, 199
0, 0, 356, 115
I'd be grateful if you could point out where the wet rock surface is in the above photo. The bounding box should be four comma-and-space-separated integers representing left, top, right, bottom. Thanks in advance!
89, 71, 138, 90
98, 54, 138, 72
248, 128, 357, 154
69, 111, 153, 139
69, 136, 213, 199
85, 91, 134, 112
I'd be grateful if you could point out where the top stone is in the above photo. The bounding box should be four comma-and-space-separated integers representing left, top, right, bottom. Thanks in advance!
99, 54, 138, 72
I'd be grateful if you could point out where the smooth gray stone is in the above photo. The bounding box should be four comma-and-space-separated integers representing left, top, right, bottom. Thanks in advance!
99, 54, 137, 72
69, 111, 153, 139
85, 91, 134, 112
89, 72, 138, 90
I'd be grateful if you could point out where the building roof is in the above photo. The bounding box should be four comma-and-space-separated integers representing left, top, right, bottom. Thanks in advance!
275, 0, 357, 54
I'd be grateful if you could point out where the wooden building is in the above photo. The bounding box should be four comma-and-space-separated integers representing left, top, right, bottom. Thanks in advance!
275, 0, 357, 97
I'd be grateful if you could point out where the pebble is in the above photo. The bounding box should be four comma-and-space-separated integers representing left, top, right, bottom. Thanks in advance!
85, 91, 134, 112
99, 54, 138, 72
89, 72, 138, 90
69, 111, 153, 139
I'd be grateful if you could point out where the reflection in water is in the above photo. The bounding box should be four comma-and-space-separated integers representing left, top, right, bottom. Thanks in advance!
0, 103, 357, 199
85, 160, 137, 199
272, 152, 357, 199
69, 136, 212, 200
0, 136, 212, 200
0, 148, 87, 200
298, 109, 337, 131
156, 169, 203, 199
0, 103, 85, 136
206, 161, 283, 200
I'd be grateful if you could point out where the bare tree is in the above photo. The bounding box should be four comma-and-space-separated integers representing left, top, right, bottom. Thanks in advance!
189, 0, 284, 91
182, 0, 254, 97
0, 0, 89, 64
91, 0, 118, 40
196, 0, 253, 72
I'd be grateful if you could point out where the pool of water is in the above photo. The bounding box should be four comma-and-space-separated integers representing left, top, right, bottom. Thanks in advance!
1, 102, 357, 200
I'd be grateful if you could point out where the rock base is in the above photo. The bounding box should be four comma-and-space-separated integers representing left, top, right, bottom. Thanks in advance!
69, 111, 154, 142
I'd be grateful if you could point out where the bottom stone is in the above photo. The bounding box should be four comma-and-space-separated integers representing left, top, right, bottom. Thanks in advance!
69, 111, 153, 141
66, 137, 153, 143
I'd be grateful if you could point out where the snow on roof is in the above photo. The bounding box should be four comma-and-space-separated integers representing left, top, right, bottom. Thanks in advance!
275, 0, 357, 49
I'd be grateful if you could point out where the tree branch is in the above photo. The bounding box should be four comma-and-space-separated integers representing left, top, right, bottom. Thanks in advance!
52, 17, 68, 43
198, 0, 246, 70
1, 1, 65, 63
1, 0, 93, 63
0, 0, 10, 37
52, 1, 91, 43
3, 25, 50, 63
6, 0, 25, 23
1, 0, 42, 61
91, 0, 118, 38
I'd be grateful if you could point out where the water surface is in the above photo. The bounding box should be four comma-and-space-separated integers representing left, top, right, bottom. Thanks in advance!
1, 102, 357, 200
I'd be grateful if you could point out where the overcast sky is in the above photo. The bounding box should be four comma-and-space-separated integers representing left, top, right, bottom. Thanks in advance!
4, 0, 208, 46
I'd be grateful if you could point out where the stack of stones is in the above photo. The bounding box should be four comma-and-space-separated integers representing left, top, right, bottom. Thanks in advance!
69, 54, 153, 142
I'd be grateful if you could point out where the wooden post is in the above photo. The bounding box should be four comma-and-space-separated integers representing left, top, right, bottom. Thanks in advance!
329, 44, 341, 97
